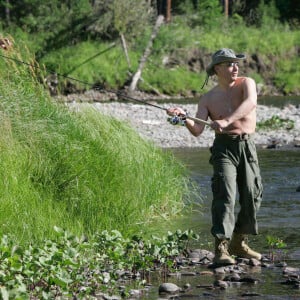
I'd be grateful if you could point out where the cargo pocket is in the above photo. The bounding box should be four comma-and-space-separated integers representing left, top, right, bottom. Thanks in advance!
254, 175, 263, 207
245, 141, 258, 163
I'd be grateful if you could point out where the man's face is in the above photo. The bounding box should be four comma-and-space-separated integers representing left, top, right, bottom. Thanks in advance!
215, 61, 239, 82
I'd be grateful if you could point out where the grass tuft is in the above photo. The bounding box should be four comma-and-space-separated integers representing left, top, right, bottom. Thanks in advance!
0, 49, 195, 245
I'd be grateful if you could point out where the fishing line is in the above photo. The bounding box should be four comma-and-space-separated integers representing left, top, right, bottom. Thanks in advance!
0, 52, 210, 126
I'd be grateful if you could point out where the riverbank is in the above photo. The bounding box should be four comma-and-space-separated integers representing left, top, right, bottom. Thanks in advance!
66, 98, 300, 149
61, 96, 300, 299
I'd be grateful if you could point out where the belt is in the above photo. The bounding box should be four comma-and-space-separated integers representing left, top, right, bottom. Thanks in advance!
215, 133, 252, 141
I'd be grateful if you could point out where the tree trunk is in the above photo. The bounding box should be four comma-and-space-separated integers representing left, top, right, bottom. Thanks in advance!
120, 33, 131, 69
5, 0, 10, 25
129, 15, 164, 92
224, 0, 229, 18
166, 0, 171, 22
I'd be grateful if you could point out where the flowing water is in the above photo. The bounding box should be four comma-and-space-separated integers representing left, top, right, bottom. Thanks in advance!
140, 148, 300, 299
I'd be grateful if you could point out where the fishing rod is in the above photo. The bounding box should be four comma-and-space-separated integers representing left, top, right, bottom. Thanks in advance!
0, 52, 210, 126
107, 88, 211, 126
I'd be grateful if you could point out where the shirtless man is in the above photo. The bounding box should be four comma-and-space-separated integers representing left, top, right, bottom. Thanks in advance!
167, 48, 263, 265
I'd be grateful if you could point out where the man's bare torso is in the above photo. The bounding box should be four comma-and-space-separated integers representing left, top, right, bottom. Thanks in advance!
197, 77, 257, 135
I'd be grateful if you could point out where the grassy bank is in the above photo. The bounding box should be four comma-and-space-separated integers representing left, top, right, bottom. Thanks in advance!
0, 49, 195, 245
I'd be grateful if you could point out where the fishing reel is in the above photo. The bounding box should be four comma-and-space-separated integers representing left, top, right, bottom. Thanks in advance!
167, 114, 187, 126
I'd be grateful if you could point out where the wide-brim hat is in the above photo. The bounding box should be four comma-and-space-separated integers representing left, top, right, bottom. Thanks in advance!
206, 48, 246, 76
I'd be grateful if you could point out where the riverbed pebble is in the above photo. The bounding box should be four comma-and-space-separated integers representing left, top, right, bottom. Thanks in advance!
158, 282, 181, 294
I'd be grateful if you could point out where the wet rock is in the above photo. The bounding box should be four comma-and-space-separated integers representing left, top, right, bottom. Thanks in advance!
296, 186, 300, 192
283, 266, 300, 276
276, 261, 287, 268
224, 273, 241, 282
199, 270, 214, 276
180, 271, 197, 276
236, 257, 250, 265
129, 289, 142, 297
249, 258, 261, 266
213, 266, 226, 274
239, 276, 260, 284
281, 277, 300, 287
214, 280, 229, 289
183, 283, 192, 291
158, 282, 181, 294
267, 140, 282, 149
241, 292, 262, 297
187, 249, 214, 263
102, 294, 121, 300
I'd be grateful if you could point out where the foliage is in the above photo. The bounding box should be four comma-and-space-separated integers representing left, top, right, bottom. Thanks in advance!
39, 41, 138, 90
273, 56, 300, 94
0, 0, 299, 95
3, 0, 92, 58
0, 48, 194, 244
256, 115, 295, 131
266, 235, 287, 262
85, 0, 154, 41
141, 65, 206, 95
171, 0, 224, 29
0, 227, 199, 299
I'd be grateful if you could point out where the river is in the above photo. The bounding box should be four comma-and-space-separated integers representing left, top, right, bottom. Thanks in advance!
171, 147, 300, 258
143, 147, 300, 299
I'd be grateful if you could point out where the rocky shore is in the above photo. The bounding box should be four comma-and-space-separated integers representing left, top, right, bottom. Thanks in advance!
67, 99, 300, 149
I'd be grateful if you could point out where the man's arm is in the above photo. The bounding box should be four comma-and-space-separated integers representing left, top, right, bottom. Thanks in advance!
186, 100, 209, 136
167, 97, 209, 137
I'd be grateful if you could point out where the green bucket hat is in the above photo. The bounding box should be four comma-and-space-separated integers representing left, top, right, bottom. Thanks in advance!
201, 48, 246, 89
206, 48, 246, 76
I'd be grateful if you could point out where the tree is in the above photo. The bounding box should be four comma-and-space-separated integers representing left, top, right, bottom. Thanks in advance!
87, 0, 154, 41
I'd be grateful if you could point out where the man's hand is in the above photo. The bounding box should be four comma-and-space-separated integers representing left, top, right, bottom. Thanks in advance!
210, 119, 230, 133
166, 107, 186, 117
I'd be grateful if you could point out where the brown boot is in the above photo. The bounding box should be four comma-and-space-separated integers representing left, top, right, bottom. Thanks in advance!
229, 233, 261, 260
214, 238, 236, 265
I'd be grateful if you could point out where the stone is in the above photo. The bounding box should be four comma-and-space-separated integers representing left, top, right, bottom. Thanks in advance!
158, 282, 181, 294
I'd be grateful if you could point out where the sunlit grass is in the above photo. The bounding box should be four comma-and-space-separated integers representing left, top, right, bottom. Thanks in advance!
0, 49, 194, 245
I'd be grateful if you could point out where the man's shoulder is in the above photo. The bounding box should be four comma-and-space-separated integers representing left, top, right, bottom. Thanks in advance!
201, 86, 219, 99
237, 76, 255, 84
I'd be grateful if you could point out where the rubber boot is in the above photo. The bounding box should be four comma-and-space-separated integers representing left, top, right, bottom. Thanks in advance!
214, 238, 236, 265
229, 233, 261, 260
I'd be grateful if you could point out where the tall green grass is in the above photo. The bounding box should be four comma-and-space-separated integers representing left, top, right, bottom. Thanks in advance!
0, 50, 193, 245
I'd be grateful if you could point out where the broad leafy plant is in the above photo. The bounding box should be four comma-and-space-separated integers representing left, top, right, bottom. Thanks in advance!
0, 227, 199, 299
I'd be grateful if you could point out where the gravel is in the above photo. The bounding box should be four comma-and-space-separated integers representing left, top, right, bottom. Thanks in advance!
68, 101, 300, 149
